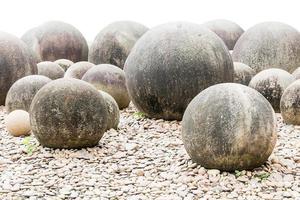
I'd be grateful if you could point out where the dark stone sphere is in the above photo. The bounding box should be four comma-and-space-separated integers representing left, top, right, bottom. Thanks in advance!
30, 78, 108, 149
99, 91, 120, 130
82, 64, 130, 109
5, 75, 51, 113
124, 22, 233, 120
21, 21, 88, 62
280, 80, 300, 125
54, 59, 74, 71
37, 61, 65, 80
249, 68, 295, 113
232, 22, 300, 73
0, 32, 38, 105
182, 83, 277, 171
64, 61, 95, 79
88, 21, 149, 69
203, 19, 244, 50
233, 62, 256, 85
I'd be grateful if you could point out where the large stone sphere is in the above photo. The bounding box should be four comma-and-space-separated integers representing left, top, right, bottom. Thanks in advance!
99, 91, 120, 130
29, 78, 108, 149
280, 80, 300, 125
21, 21, 88, 62
233, 62, 256, 85
124, 22, 233, 120
0, 32, 37, 105
37, 61, 65, 79
182, 83, 277, 171
54, 59, 74, 71
5, 75, 51, 113
82, 64, 130, 109
5, 110, 31, 137
202, 19, 244, 50
64, 61, 95, 79
249, 68, 295, 113
232, 22, 300, 73
292, 67, 300, 80
89, 21, 149, 69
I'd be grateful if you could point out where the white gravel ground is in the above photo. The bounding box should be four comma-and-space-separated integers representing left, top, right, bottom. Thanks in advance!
0, 104, 300, 200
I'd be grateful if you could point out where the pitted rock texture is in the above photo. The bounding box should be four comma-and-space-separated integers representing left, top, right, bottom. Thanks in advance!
182, 83, 277, 171
233, 62, 256, 85
65, 61, 95, 79
124, 22, 233, 120
88, 21, 148, 69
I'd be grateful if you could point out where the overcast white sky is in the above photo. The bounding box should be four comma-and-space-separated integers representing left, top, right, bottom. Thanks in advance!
1, 0, 299, 41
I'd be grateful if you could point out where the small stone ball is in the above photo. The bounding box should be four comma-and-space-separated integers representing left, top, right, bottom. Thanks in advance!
82, 64, 130, 109
232, 22, 300, 73
0, 32, 38, 105
54, 59, 74, 71
124, 22, 233, 120
203, 19, 244, 50
5, 75, 51, 113
64, 61, 95, 79
182, 83, 277, 171
292, 67, 300, 79
37, 61, 65, 80
99, 91, 120, 130
21, 21, 88, 62
89, 21, 149, 69
249, 68, 295, 113
5, 110, 31, 137
233, 62, 256, 85
280, 80, 300, 124
30, 78, 108, 149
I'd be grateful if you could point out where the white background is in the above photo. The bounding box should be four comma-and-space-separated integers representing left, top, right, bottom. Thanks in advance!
0, 0, 299, 42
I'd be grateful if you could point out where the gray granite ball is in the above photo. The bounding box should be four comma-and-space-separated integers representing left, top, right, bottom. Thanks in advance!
37, 61, 65, 80
233, 62, 256, 85
64, 61, 95, 79
54, 59, 74, 71
99, 91, 120, 130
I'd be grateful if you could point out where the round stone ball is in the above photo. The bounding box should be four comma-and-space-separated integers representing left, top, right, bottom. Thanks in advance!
54, 59, 74, 71
233, 62, 256, 85
202, 19, 244, 50
182, 83, 277, 171
292, 67, 300, 80
29, 78, 108, 149
0, 32, 38, 105
5, 110, 31, 137
82, 64, 130, 109
21, 21, 88, 62
64, 61, 95, 79
124, 22, 233, 120
37, 61, 65, 80
249, 68, 295, 113
89, 21, 149, 69
232, 22, 300, 73
99, 91, 120, 130
280, 80, 300, 125
5, 75, 51, 113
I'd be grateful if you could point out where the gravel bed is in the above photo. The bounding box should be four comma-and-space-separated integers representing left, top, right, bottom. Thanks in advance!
0, 104, 300, 199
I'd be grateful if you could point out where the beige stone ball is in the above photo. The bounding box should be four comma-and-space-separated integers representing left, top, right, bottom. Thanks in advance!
5, 110, 31, 136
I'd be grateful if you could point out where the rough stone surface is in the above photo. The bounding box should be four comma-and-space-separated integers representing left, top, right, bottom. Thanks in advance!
280, 80, 300, 124
54, 59, 74, 71
233, 62, 256, 85
5, 75, 51, 113
0, 32, 38, 105
292, 67, 300, 80
182, 83, 277, 171
203, 19, 244, 50
100, 91, 120, 130
124, 22, 233, 120
21, 21, 88, 62
0, 104, 299, 199
64, 61, 95, 79
89, 21, 148, 69
37, 61, 65, 80
249, 68, 295, 113
82, 64, 130, 109
232, 22, 300, 73
29, 78, 108, 149
5, 110, 31, 137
